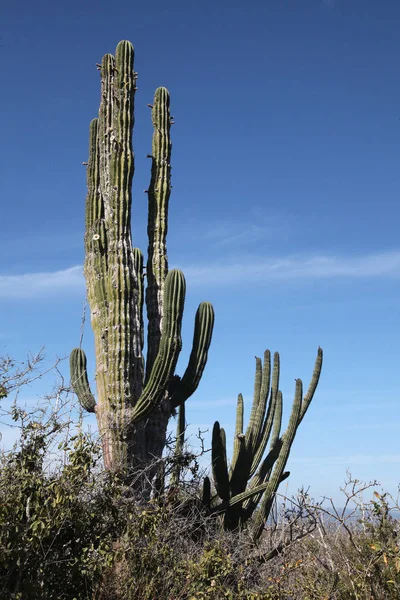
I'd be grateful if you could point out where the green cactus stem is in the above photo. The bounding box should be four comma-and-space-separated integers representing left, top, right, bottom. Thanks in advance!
145, 87, 172, 376
69, 349, 96, 413
70, 41, 214, 478
170, 302, 215, 408
202, 476, 211, 509
251, 379, 303, 540
171, 400, 186, 486
212, 422, 230, 502
130, 269, 186, 422
205, 347, 322, 536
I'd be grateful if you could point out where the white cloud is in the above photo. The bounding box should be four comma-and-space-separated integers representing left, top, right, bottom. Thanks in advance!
2, 250, 400, 299
199, 214, 291, 247
183, 251, 400, 286
0, 265, 84, 299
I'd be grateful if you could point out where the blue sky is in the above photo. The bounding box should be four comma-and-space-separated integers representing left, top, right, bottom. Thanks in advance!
2, 0, 400, 504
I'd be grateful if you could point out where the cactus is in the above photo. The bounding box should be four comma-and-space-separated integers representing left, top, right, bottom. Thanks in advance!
171, 401, 186, 487
207, 347, 323, 538
70, 41, 214, 478
69, 348, 96, 413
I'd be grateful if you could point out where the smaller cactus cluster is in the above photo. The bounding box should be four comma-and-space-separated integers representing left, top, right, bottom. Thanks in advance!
176, 347, 322, 540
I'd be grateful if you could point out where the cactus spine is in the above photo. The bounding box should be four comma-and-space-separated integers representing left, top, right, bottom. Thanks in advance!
70, 41, 214, 477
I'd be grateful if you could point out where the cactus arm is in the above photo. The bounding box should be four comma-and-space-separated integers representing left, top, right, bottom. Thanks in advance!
229, 394, 244, 476
202, 476, 211, 509
131, 269, 185, 422
228, 438, 250, 498
230, 434, 285, 527
85, 118, 102, 234
249, 388, 283, 486
244, 357, 262, 452
230, 475, 290, 508
176, 401, 185, 451
252, 379, 303, 540
271, 352, 280, 401
246, 351, 274, 474
216, 471, 290, 523
69, 348, 96, 413
253, 357, 263, 408
299, 346, 323, 424
251, 350, 271, 450
248, 391, 278, 479
269, 390, 283, 450
258, 350, 271, 422
133, 248, 145, 357
242, 438, 284, 518
145, 87, 172, 378
84, 117, 109, 412
252, 352, 279, 450
220, 427, 227, 457
235, 394, 244, 436
171, 400, 185, 486
208, 476, 292, 518
229, 359, 266, 499
170, 302, 215, 409
209, 481, 271, 515
212, 421, 230, 502
247, 352, 280, 475
227, 394, 248, 529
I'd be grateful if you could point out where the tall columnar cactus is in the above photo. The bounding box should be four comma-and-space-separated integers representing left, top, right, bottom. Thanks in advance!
70, 41, 214, 477
201, 347, 322, 539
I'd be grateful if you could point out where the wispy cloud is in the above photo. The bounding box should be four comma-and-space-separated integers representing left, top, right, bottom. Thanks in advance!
184, 210, 293, 249
201, 217, 291, 247
183, 251, 400, 286
204, 223, 272, 246
0, 231, 84, 255
0, 266, 84, 299
2, 250, 400, 299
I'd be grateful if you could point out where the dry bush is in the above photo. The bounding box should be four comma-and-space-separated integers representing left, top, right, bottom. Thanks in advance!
250, 475, 400, 600
2, 354, 400, 599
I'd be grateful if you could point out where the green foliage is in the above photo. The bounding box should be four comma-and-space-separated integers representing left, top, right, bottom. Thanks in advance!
182, 541, 272, 600
0, 418, 120, 599
2, 402, 400, 600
